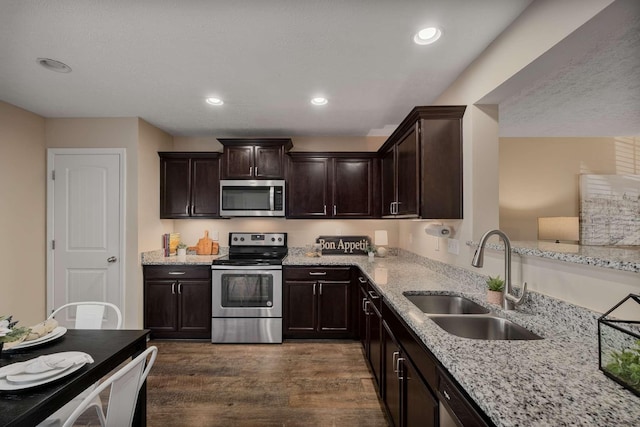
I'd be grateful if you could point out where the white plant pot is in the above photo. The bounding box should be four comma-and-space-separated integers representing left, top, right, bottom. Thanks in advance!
177, 248, 187, 257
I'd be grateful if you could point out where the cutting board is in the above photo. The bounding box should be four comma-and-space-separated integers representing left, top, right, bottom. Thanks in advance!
196, 231, 213, 255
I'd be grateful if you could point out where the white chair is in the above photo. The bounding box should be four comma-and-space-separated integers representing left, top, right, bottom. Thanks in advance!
38, 302, 123, 427
47, 301, 123, 329
61, 346, 158, 427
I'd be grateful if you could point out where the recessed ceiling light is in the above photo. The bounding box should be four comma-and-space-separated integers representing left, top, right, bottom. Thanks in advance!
413, 27, 442, 45
311, 97, 328, 106
206, 97, 224, 106
37, 58, 72, 73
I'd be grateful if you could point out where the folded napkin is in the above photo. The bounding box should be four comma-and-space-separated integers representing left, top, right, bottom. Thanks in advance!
0, 352, 93, 378
26, 319, 59, 341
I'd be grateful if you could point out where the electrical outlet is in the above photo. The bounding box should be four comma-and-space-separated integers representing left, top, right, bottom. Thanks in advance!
447, 238, 459, 255
211, 231, 219, 241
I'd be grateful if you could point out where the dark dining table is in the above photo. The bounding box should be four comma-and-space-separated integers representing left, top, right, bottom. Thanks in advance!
0, 328, 150, 427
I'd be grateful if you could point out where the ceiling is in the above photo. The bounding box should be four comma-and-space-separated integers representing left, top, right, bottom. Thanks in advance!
1, 1, 637, 139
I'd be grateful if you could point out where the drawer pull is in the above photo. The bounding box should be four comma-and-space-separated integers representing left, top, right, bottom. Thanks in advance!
443, 390, 451, 401
358, 277, 367, 284
309, 272, 327, 276
368, 290, 380, 299
168, 271, 186, 275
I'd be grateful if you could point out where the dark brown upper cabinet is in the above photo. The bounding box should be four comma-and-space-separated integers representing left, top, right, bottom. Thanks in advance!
287, 152, 379, 219
379, 106, 466, 219
218, 138, 293, 179
159, 152, 221, 219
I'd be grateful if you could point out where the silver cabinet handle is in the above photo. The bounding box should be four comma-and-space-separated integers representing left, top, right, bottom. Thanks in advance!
168, 271, 186, 275
255, 167, 258, 176
323, 205, 327, 215
186, 204, 190, 215
319, 283, 323, 295
313, 283, 316, 295
107, 256, 117, 263
443, 390, 451, 401
178, 282, 182, 294
333, 205, 337, 216
249, 166, 253, 176
358, 277, 367, 284
392, 351, 400, 373
368, 290, 380, 300
171, 283, 176, 294
309, 272, 327, 276
397, 357, 405, 380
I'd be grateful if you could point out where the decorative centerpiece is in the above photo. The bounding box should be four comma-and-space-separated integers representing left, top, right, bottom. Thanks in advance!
486, 275, 505, 305
0, 315, 30, 356
598, 294, 640, 396
177, 242, 188, 257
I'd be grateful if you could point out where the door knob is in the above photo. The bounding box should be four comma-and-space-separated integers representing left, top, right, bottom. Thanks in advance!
107, 256, 117, 263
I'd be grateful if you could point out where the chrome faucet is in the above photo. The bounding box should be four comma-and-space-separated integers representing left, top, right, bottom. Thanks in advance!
471, 229, 527, 310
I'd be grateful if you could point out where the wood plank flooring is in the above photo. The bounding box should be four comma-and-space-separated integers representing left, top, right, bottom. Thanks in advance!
145, 340, 389, 427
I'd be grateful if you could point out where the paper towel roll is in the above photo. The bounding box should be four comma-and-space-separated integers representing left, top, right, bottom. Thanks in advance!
425, 224, 452, 237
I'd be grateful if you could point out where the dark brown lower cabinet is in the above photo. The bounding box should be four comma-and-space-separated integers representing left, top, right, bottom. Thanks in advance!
283, 267, 355, 339
383, 320, 437, 427
359, 277, 383, 388
143, 265, 212, 339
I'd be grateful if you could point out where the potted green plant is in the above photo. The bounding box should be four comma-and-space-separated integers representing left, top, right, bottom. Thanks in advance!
177, 242, 188, 257
366, 243, 376, 261
604, 339, 640, 395
486, 275, 505, 305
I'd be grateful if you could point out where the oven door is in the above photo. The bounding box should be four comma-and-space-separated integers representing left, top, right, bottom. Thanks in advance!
212, 266, 282, 318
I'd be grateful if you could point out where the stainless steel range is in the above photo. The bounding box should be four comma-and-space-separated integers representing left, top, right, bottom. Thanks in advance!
211, 232, 287, 343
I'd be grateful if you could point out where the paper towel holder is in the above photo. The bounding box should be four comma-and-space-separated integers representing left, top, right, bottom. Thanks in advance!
425, 223, 453, 237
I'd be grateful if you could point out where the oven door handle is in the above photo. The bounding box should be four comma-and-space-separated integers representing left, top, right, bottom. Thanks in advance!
211, 265, 282, 271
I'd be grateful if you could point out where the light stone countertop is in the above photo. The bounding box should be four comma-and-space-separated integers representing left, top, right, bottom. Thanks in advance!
467, 240, 640, 273
142, 248, 640, 425
284, 250, 640, 427
141, 249, 226, 265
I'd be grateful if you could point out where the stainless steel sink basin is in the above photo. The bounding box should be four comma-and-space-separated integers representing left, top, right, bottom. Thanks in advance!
404, 294, 490, 315
430, 315, 543, 340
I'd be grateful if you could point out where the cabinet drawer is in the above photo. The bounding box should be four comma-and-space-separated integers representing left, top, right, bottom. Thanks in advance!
438, 368, 490, 427
284, 266, 351, 281
143, 265, 211, 280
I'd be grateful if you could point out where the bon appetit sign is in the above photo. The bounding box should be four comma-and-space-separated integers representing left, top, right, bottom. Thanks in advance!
316, 235, 371, 255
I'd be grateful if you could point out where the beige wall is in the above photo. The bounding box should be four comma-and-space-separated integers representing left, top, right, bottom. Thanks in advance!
499, 137, 624, 240
0, 101, 46, 325
396, 0, 639, 314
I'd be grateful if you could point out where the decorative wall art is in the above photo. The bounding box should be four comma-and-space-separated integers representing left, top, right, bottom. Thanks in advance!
579, 174, 640, 246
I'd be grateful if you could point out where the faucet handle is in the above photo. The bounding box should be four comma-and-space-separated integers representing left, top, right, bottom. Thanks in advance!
505, 281, 528, 306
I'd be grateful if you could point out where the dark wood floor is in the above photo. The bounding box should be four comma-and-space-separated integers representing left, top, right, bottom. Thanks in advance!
145, 340, 389, 427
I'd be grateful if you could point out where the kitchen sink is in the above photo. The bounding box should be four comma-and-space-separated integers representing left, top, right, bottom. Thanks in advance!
403, 293, 490, 315
429, 315, 543, 340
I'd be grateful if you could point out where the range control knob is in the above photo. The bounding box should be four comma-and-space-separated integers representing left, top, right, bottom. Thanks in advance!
240, 237, 245, 241
233, 237, 238, 241
271, 237, 276, 242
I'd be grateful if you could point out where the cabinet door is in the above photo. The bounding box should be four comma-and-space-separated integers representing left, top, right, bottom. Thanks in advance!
144, 280, 178, 335
317, 280, 351, 334
255, 145, 285, 178
381, 148, 395, 216
283, 280, 317, 335
191, 157, 220, 217
160, 157, 191, 218
359, 285, 369, 355
405, 356, 437, 427
332, 158, 374, 217
177, 280, 212, 338
396, 125, 420, 216
223, 145, 254, 179
287, 157, 329, 217
420, 119, 463, 219
383, 321, 402, 427
369, 302, 383, 388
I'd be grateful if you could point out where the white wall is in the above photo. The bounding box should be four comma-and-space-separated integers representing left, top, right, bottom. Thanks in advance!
0, 101, 46, 325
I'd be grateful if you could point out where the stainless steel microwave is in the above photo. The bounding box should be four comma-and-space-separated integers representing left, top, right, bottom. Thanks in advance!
219, 179, 285, 217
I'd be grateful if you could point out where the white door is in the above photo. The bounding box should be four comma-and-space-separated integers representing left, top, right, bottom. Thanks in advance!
47, 149, 125, 328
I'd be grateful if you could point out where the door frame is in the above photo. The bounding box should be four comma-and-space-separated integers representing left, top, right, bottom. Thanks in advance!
46, 148, 127, 318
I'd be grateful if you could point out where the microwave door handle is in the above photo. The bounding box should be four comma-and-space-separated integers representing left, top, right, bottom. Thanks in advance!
270, 186, 275, 210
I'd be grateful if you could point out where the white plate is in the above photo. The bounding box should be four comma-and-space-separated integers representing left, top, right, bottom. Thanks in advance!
0, 352, 88, 391
6, 364, 74, 384
7, 326, 67, 350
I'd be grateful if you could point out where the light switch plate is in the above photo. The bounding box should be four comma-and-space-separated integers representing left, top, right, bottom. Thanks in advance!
447, 238, 459, 255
